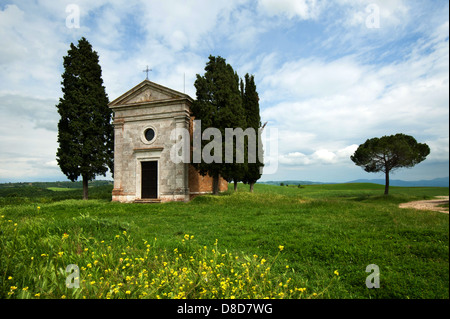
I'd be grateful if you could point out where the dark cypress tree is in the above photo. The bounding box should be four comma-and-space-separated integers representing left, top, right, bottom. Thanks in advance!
56, 37, 113, 200
242, 74, 263, 192
191, 55, 245, 194
220, 70, 248, 192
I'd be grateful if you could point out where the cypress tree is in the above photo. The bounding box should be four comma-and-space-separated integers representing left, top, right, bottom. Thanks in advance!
56, 37, 113, 200
242, 74, 263, 192
191, 55, 245, 194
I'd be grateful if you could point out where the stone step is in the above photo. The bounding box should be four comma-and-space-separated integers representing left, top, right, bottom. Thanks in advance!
134, 198, 162, 203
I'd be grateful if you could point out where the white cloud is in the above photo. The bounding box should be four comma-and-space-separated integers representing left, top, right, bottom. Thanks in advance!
0, 5, 27, 64
279, 151, 311, 165
257, 0, 322, 20
312, 149, 337, 164
136, 0, 246, 51
425, 137, 450, 163
261, 56, 377, 102
279, 144, 358, 166
0, 4, 68, 97
0, 116, 61, 181
0, 94, 58, 131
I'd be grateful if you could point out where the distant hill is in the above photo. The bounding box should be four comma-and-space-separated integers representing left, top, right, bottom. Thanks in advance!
259, 177, 449, 187
345, 177, 449, 187
259, 180, 331, 186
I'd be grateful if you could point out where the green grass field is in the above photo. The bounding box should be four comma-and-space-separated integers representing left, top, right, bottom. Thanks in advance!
0, 182, 448, 299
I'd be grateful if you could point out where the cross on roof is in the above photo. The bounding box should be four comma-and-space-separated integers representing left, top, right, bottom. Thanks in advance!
143, 65, 152, 80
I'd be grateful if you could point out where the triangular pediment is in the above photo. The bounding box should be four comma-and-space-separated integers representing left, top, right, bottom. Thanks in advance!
109, 80, 193, 107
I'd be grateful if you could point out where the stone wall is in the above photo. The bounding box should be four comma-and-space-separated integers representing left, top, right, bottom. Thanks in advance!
188, 165, 228, 199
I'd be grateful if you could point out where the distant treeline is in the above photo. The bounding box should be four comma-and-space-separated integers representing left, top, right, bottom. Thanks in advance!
0, 181, 113, 204
0, 180, 113, 189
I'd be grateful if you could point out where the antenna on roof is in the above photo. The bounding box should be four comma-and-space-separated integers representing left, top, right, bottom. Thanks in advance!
261, 121, 268, 131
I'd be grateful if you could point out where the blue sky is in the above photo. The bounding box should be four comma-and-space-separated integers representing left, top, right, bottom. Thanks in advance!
0, 0, 448, 183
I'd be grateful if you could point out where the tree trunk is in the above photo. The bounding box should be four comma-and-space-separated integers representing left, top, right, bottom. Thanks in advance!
82, 175, 89, 200
250, 182, 255, 193
212, 175, 219, 195
234, 180, 238, 192
384, 170, 389, 195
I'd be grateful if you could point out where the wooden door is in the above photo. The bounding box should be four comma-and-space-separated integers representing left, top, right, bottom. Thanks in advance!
141, 161, 157, 199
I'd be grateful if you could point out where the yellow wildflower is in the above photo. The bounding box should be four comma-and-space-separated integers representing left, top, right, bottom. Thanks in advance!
334, 270, 339, 276
278, 245, 284, 251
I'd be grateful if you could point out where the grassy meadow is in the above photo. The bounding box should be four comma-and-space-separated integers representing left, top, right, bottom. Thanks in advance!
0, 182, 448, 299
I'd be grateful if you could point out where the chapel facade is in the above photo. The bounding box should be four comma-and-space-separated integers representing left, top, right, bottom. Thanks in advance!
108, 80, 227, 203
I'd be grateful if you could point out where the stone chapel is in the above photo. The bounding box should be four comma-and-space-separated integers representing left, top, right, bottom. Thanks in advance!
108, 80, 227, 203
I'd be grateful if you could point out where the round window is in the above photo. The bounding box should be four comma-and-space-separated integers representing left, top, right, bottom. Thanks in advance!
144, 128, 155, 142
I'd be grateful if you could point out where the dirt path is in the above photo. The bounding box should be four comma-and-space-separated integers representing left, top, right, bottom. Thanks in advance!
399, 196, 449, 214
